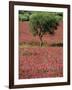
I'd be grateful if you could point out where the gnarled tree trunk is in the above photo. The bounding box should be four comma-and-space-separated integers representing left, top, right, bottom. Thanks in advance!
39, 35, 43, 47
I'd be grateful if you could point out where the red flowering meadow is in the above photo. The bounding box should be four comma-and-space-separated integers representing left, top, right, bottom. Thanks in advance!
19, 21, 63, 44
19, 21, 63, 79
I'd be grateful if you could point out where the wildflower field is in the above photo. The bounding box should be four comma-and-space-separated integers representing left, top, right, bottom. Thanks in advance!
19, 20, 63, 79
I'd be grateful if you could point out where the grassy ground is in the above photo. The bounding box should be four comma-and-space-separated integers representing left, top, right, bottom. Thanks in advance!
19, 47, 63, 79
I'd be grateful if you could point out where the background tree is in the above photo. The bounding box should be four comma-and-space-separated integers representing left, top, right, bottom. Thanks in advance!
29, 12, 62, 46
19, 11, 32, 21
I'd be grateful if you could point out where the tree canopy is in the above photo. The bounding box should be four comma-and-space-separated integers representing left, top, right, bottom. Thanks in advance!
29, 12, 62, 46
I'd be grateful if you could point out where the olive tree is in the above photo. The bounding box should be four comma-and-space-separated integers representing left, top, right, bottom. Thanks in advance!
29, 12, 62, 46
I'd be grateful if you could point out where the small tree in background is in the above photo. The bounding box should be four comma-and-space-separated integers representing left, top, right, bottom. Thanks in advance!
19, 11, 31, 21
29, 12, 62, 46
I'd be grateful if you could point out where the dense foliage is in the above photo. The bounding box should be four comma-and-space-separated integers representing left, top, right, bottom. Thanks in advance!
19, 11, 31, 21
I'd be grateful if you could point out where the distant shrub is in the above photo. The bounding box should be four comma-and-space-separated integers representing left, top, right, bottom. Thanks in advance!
19, 11, 34, 21
19, 13, 29, 21
56, 12, 63, 17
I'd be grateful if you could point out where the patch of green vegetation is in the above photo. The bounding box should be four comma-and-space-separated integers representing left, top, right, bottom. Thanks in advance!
19, 13, 29, 21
